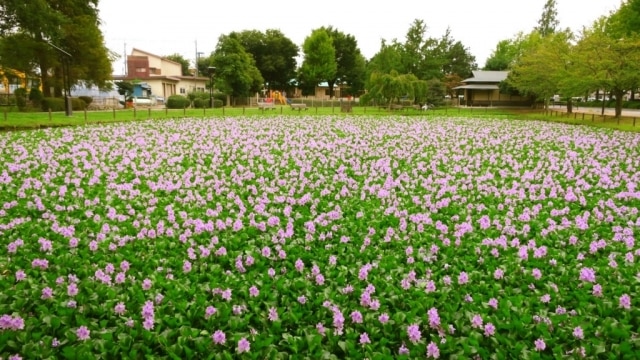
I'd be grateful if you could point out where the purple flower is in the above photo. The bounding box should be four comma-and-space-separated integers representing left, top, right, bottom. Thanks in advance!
619, 294, 631, 309
114, 302, 126, 315
41, 287, 53, 300
428, 307, 441, 328
399, 343, 409, 355
297, 295, 307, 304
205, 306, 217, 319
471, 314, 483, 329
15, 270, 26, 282
407, 324, 422, 344
249, 286, 259, 297
76, 326, 90, 340
484, 322, 496, 336
379, 313, 389, 324
67, 283, 78, 297
237, 338, 250, 353
426, 341, 440, 358
142, 278, 152, 290
535, 338, 546, 351
359, 332, 371, 345
212, 330, 226, 344
579, 267, 596, 283
268, 307, 279, 321
573, 326, 584, 340
488, 298, 498, 309
458, 271, 469, 285
350, 310, 363, 324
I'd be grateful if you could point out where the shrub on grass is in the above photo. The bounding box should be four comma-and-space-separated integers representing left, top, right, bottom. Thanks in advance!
167, 95, 191, 109
79, 96, 93, 106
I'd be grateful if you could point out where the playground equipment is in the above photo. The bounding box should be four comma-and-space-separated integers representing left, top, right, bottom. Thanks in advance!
255, 90, 292, 106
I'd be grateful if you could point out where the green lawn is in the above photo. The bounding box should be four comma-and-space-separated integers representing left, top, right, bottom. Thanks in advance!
1, 105, 638, 133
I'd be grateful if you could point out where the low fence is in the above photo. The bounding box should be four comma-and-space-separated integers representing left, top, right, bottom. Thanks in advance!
543, 108, 638, 127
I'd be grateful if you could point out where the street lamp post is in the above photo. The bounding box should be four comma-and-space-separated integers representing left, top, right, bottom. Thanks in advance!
47, 42, 72, 116
208, 66, 216, 109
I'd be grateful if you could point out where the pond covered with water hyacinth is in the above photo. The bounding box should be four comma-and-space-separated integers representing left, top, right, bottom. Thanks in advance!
1, 116, 639, 359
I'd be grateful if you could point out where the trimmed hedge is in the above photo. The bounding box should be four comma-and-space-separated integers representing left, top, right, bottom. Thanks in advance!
41, 97, 87, 112
166, 95, 191, 109
78, 96, 93, 106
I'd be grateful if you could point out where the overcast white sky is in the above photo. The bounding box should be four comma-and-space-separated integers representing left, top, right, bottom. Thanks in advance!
99, 0, 622, 75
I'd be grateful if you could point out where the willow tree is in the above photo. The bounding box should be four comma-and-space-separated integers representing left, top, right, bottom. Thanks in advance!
364, 70, 428, 108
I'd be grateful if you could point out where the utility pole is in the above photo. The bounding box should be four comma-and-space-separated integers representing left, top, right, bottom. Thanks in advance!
47, 42, 73, 116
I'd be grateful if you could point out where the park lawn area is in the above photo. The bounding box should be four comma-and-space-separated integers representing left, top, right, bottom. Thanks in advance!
1, 105, 639, 133
1, 116, 639, 359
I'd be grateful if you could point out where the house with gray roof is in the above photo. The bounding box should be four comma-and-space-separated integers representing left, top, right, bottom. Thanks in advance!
454, 70, 532, 107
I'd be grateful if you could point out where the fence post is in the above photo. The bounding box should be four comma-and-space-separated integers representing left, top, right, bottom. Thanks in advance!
165, 107, 168, 116
49, 108, 52, 122
243, 107, 245, 115
223, 106, 225, 116
183, 106, 186, 116
149, 108, 152, 120
113, 108, 116, 120
84, 109, 87, 123
591, 114, 594, 122
633, 117, 636, 127
582, 113, 585, 121
133, 107, 136, 119
203, 107, 205, 117
3, 107, 6, 121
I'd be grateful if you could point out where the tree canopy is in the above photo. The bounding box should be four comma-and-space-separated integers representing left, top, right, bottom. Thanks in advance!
164, 54, 190, 76
0, 0, 114, 96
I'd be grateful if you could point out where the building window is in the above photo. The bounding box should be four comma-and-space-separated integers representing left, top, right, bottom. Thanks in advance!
180, 88, 186, 94
325, 89, 330, 96
136, 68, 147, 73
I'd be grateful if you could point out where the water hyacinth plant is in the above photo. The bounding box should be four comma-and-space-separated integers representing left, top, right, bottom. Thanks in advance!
1, 116, 639, 359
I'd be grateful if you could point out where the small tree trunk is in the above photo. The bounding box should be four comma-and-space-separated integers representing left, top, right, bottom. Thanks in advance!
566, 99, 573, 114
614, 89, 624, 118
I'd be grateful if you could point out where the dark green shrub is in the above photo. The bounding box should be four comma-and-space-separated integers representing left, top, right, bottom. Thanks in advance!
41, 97, 66, 112
166, 95, 190, 109
193, 98, 207, 108
78, 96, 93, 106
29, 88, 43, 103
71, 98, 86, 111
14, 88, 28, 111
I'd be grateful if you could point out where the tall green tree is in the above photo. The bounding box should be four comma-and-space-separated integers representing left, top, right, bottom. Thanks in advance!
607, 0, 640, 37
536, 0, 559, 37
573, 17, 640, 117
438, 28, 477, 78
211, 35, 264, 104
164, 54, 190, 76
366, 39, 404, 76
484, 32, 543, 70
507, 30, 576, 110
401, 19, 442, 80
0, 0, 113, 97
319, 26, 366, 98
607, 0, 640, 99
298, 28, 336, 97
232, 29, 298, 91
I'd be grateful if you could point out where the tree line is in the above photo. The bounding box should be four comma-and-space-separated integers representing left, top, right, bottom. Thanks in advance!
484, 0, 640, 118
2, 0, 637, 114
